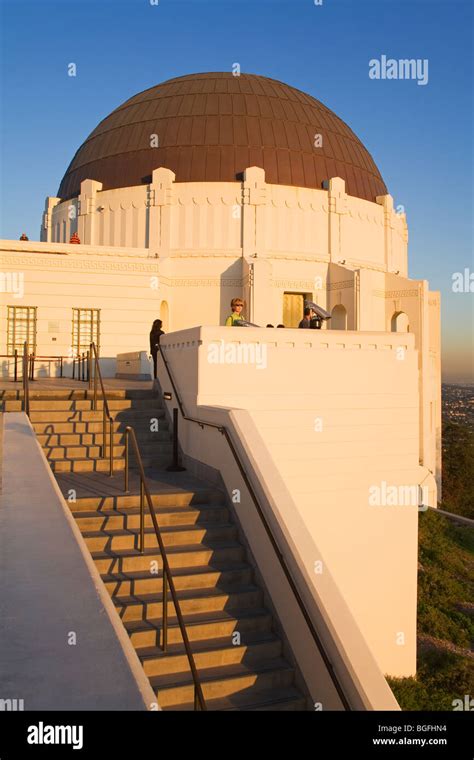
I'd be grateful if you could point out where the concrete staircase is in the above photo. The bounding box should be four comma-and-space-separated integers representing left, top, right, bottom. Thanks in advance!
67, 483, 308, 710
2, 389, 171, 472
3, 386, 309, 710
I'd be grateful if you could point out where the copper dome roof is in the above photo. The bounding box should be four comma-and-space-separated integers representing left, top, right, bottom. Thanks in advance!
58, 72, 387, 202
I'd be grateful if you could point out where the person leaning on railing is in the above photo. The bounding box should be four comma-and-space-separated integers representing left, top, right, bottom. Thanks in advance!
225, 298, 245, 326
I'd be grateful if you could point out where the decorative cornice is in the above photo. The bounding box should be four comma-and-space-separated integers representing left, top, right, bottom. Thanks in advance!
266, 252, 330, 262
373, 289, 419, 299
169, 250, 242, 258
328, 280, 354, 290
0, 255, 159, 273
0, 242, 152, 258
272, 279, 315, 290
159, 276, 244, 288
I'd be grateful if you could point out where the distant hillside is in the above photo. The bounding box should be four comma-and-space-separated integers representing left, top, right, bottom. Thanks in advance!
388, 510, 473, 710
441, 420, 474, 520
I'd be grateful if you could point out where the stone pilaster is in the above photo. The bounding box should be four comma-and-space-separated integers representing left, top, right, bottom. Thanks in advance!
41, 197, 61, 242
376, 193, 408, 276
149, 168, 176, 256
242, 166, 267, 258
327, 177, 347, 263
77, 180, 103, 245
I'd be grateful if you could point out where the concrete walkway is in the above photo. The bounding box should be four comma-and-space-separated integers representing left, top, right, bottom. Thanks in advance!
0, 413, 156, 710
55, 467, 221, 503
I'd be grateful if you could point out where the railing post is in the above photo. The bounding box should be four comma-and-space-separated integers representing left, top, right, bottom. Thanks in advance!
14, 349, 18, 383
124, 429, 129, 494
109, 416, 114, 477
166, 407, 186, 472
60, 356, 63, 378
93, 361, 98, 411
139, 479, 145, 553
102, 407, 106, 457
22, 342, 29, 417
87, 350, 91, 385
162, 569, 168, 652
29, 353, 35, 381
88, 344, 93, 391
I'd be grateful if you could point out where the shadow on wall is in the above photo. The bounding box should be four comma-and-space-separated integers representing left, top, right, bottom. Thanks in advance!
1, 353, 156, 381
331, 304, 347, 330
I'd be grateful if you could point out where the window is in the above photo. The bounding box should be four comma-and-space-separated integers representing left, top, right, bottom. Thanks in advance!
7, 306, 37, 353
72, 309, 100, 356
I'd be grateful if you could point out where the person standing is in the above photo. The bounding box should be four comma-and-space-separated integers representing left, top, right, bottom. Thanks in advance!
225, 298, 245, 326
149, 319, 165, 378
298, 307, 313, 328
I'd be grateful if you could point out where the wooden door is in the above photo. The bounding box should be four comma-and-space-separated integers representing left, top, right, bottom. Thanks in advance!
283, 293, 305, 328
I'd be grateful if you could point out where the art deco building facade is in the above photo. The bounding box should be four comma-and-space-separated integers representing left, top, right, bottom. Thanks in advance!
0, 74, 441, 682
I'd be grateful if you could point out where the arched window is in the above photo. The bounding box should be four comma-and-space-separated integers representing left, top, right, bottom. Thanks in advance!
160, 300, 169, 332
391, 311, 409, 332
331, 304, 347, 330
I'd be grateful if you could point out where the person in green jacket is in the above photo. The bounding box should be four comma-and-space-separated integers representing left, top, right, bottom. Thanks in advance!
225, 298, 245, 326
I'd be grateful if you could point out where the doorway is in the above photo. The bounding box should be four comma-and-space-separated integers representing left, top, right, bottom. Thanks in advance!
283, 292, 305, 328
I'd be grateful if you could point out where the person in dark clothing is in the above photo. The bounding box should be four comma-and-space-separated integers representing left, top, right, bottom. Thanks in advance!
149, 319, 165, 378
298, 307, 313, 328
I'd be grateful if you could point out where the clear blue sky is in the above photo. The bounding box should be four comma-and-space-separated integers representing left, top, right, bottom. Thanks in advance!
0, 0, 472, 380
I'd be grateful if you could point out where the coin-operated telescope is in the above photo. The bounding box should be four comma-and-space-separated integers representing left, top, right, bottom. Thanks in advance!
233, 319, 261, 327
305, 301, 331, 329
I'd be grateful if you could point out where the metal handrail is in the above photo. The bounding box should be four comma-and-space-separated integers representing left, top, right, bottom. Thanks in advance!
22, 342, 30, 417
88, 343, 114, 476
158, 345, 352, 711
72, 352, 89, 381
123, 425, 207, 711
28, 354, 66, 380
0, 350, 19, 381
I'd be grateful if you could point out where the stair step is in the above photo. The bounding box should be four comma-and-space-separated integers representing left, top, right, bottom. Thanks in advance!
43, 442, 171, 460
37, 431, 170, 446
125, 607, 273, 648
24, 399, 162, 412
172, 686, 306, 711
49, 457, 169, 473
92, 542, 245, 573
74, 505, 230, 531
150, 657, 294, 708
29, 409, 166, 422
82, 524, 237, 552
101, 563, 253, 596
139, 632, 282, 677
68, 490, 224, 511
0, 389, 157, 401
113, 584, 262, 621
32, 420, 169, 434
